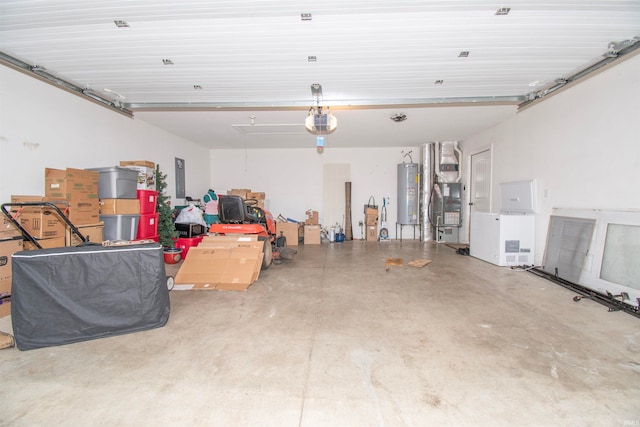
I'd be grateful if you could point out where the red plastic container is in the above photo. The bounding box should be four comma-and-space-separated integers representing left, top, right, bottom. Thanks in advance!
136, 213, 159, 239
137, 190, 158, 214
175, 236, 205, 259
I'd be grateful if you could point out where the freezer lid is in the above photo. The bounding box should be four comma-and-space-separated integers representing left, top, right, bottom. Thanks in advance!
499, 180, 536, 214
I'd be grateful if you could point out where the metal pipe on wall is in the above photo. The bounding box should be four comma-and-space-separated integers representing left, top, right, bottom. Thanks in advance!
421, 142, 434, 241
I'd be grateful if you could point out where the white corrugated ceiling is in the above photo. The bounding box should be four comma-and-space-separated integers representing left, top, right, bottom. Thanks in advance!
1, 0, 639, 148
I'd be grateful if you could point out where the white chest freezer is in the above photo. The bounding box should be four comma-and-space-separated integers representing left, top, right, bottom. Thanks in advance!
470, 212, 535, 266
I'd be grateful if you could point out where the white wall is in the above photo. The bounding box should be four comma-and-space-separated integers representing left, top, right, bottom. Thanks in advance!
0, 66, 211, 206
210, 147, 420, 239
6, 51, 637, 250
461, 53, 640, 264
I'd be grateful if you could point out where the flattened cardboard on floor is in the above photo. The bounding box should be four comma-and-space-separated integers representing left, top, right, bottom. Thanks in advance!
199, 235, 263, 250
174, 245, 263, 291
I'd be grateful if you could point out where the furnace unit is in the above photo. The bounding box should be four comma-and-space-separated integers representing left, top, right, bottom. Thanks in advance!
431, 182, 462, 243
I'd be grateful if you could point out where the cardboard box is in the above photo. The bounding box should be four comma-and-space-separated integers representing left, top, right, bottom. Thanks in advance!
23, 236, 66, 250
228, 189, 251, 199
120, 160, 155, 169
304, 225, 321, 245
366, 225, 378, 242
246, 191, 265, 208
276, 222, 301, 246
364, 207, 378, 216
44, 168, 100, 225
174, 245, 263, 291
0, 291, 10, 318
120, 161, 156, 191
100, 199, 141, 215
199, 235, 262, 249
45, 168, 99, 199
67, 222, 104, 246
0, 216, 20, 240
305, 210, 319, 225
365, 213, 378, 226
66, 198, 100, 225
0, 238, 22, 318
10, 195, 67, 239
247, 192, 265, 200
0, 238, 22, 282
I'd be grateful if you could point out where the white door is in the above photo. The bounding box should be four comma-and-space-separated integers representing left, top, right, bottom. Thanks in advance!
470, 149, 491, 213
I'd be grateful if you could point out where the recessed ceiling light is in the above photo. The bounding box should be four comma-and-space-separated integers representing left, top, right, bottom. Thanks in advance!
114, 20, 129, 28
301, 13, 312, 21
434, 79, 444, 85
390, 113, 407, 122
495, 7, 511, 16
308, 56, 317, 62
458, 51, 470, 57
162, 59, 174, 65
193, 85, 202, 90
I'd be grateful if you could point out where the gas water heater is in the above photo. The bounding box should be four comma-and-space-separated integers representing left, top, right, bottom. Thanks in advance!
397, 162, 420, 225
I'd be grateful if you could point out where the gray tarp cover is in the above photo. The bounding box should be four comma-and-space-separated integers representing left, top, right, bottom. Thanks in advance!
11, 243, 170, 350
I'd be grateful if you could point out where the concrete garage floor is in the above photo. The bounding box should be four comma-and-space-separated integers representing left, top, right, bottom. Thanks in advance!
0, 241, 639, 426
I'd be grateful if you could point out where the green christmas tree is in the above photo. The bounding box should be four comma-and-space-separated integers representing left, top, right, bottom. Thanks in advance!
155, 165, 179, 248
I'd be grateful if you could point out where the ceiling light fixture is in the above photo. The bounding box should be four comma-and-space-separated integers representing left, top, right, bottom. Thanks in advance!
495, 8, 511, 15
458, 51, 470, 57
434, 79, 444, 85
305, 106, 337, 134
308, 55, 317, 62
114, 20, 129, 27
301, 13, 312, 21
193, 85, 202, 90
162, 59, 174, 65
390, 113, 407, 122
305, 83, 337, 136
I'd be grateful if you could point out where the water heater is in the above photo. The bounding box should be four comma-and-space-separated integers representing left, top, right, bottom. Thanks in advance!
397, 163, 420, 225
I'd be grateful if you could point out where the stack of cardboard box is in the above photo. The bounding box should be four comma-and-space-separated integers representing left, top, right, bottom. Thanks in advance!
9, 168, 101, 249
10, 195, 69, 249
45, 168, 100, 226
365, 206, 379, 242
304, 209, 321, 244
46, 168, 102, 247
0, 218, 22, 318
